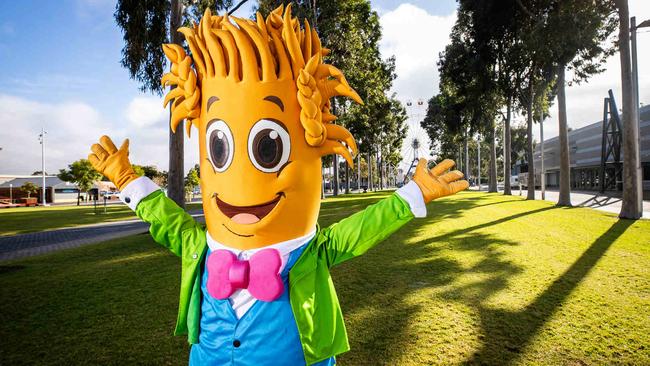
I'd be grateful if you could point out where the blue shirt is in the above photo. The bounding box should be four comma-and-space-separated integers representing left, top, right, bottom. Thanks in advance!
189, 243, 335, 366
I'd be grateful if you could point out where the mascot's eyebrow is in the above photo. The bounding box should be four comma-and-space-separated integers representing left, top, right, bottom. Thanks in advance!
207, 96, 220, 112
263, 95, 284, 112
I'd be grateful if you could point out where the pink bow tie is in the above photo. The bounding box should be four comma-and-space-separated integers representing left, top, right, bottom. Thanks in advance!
206, 248, 284, 302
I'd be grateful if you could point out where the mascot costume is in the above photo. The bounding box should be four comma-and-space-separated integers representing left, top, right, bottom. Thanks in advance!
88, 5, 468, 365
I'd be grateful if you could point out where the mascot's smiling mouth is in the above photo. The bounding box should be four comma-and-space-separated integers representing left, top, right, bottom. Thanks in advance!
215, 192, 285, 225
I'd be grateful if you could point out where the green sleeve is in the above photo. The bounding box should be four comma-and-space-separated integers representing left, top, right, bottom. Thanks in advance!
134, 190, 202, 257
319, 193, 414, 267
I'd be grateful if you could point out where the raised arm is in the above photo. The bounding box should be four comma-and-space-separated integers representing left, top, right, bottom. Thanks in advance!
321, 158, 468, 267
88, 135, 201, 256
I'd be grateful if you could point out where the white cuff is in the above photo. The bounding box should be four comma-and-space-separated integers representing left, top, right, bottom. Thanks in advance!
396, 181, 427, 218
120, 176, 161, 211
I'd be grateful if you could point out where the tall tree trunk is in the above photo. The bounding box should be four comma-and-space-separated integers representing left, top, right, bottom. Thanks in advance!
368, 152, 373, 191
464, 131, 469, 180
557, 64, 572, 206
379, 148, 384, 190
321, 163, 325, 199
333, 155, 339, 196
332, 101, 339, 196
504, 96, 512, 195
526, 75, 536, 200
167, 0, 185, 208
357, 153, 361, 192
477, 136, 481, 190
489, 124, 498, 192
540, 115, 545, 200
615, 1, 643, 219
345, 163, 350, 194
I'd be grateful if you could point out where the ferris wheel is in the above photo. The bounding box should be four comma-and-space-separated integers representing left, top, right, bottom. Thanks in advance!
401, 99, 431, 183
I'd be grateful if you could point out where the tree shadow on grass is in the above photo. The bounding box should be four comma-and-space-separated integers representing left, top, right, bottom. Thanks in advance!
334, 194, 629, 365
333, 195, 528, 365
336, 228, 523, 365
461, 219, 635, 365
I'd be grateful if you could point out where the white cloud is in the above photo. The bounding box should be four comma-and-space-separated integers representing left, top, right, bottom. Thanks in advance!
0, 94, 200, 175
0, 95, 109, 174
380, 3, 455, 102
126, 97, 168, 128
379, 3, 456, 167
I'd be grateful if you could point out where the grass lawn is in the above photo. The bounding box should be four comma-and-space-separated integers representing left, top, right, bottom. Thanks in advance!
0, 202, 203, 236
0, 191, 648, 365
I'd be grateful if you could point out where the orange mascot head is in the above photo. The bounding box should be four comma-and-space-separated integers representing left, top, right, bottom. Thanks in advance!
162, 5, 362, 250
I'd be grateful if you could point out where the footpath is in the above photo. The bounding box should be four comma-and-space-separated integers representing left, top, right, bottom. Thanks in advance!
0, 211, 204, 261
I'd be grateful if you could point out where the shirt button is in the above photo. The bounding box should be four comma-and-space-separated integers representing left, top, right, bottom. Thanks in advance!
124, 197, 131, 203
192, 253, 198, 260
233, 339, 241, 348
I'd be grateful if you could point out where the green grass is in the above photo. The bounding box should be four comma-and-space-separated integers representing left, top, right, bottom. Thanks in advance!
0, 191, 648, 365
0, 202, 203, 236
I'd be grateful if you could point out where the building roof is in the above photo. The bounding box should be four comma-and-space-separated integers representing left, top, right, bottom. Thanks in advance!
0, 176, 76, 189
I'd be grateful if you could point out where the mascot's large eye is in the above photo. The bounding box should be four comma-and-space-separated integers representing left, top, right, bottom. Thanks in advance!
205, 120, 234, 172
247, 119, 291, 173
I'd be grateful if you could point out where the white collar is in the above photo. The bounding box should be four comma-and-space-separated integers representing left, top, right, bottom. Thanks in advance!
206, 229, 316, 270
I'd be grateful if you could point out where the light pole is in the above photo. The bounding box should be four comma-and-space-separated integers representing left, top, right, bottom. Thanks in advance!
38, 128, 48, 206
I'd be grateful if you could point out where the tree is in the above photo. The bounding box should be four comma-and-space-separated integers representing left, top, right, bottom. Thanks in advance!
184, 165, 201, 201
139, 165, 163, 180
614, 0, 643, 219
20, 182, 38, 199
31, 171, 48, 176
58, 159, 102, 205
153, 171, 169, 188
114, 0, 235, 208
131, 164, 146, 177
434, 2, 509, 192
258, 0, 398, 196
422, 93, 464, 164
542, 1, 617, 206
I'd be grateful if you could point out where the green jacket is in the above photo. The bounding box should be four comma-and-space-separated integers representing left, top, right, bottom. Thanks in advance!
135, 190, 414, 364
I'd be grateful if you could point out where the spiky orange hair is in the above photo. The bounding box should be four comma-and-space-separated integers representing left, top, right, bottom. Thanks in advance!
161, 4, 362, 162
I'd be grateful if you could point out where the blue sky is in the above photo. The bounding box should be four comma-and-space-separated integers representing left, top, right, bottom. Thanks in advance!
0, 0, 647, 175
0, 0, 146, 115
0, 0, 455, 124
0, 0, 455, 174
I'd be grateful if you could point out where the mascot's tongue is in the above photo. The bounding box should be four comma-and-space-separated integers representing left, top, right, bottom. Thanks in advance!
232, 213, 260, 224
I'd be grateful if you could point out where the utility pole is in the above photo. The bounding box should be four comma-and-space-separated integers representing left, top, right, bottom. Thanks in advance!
38, 128, 48, 206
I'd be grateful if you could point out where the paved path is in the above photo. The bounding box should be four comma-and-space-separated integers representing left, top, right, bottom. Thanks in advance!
474, 186, 650, 219
0, 211, 204, 262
